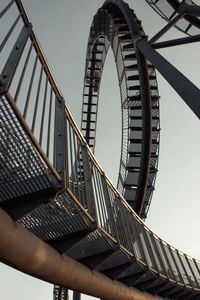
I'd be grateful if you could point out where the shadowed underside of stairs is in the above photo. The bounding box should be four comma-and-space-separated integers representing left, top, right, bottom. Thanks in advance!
1, 0, 200, 300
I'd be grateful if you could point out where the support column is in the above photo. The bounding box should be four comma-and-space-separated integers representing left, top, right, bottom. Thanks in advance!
73, 291, 81, 300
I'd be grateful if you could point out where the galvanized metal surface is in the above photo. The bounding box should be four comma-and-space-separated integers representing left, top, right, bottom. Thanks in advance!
0, 0, 200, 299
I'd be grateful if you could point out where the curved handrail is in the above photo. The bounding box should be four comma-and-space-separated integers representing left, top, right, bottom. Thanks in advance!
0, 0, 200, 299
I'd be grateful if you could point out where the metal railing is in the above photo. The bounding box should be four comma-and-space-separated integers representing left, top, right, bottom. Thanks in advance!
1, 0, 200, 297
0, 0, 63, 181
64, 99, 200, 290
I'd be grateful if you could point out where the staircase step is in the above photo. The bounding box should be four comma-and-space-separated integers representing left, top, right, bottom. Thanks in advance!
1, 182, 56, 221
119, 270, 146, 285
122, 43, 134, 51
125, 64, 138, 70
83, 111, 96, 114
92, 50, 103, 54
86, 76, 99, 80
102, 261, 133, 279
94, 42, 105, 46
127, 74, 139, 80
113, 19, 125, 25
89, 58, 102, 63
78, 249, 114, 269
130, 105, 158, 110
124, 53, 136, 61
129, 126, 159, 132
118, 25, 129, 32
119, 33, 132, 41
128, 85, 141, 91
149, 86, 158, 90
82, 120, 95, 123
47, 229, 91, 253
129, 138, 158, 144
135, 277, 158, 291
88, 67, 101, 71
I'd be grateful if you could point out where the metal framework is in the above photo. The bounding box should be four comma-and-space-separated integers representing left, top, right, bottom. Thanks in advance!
81, 1, 160, 220
0, 0, 200, 300
145, 0, 200, 36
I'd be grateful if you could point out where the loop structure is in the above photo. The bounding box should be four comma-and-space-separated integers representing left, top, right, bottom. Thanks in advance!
81, 0, 160, 219
145, 0, 200, 35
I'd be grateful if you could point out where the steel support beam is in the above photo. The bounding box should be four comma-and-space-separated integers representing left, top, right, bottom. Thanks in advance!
153, 34, 200, 49
183, 3, 200, 18
149, 13, 185, 44
0, 208, 165, 300
136, 39, 200, 119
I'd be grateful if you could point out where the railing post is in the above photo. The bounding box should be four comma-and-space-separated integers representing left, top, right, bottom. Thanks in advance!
55, 97, 66, 190
117, 198, 133, 252
131, 216, 148, 265
81, 143, 97, 221
0, 24, 32, 95
73, 291, 81, 300
100, 173, 119, 242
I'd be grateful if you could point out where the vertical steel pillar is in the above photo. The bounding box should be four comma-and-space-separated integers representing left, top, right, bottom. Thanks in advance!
55, 97, 66, 190
73, 291, 81, 300
135, 39, 200, 119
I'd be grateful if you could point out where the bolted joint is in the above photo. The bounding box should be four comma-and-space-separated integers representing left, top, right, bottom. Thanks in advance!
133, 36, 143, 51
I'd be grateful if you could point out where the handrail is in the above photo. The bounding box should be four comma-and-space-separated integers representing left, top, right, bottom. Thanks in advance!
0, 0, 200, 298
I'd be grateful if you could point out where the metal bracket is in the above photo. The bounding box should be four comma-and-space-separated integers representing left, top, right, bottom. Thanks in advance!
55, 97, 66, 190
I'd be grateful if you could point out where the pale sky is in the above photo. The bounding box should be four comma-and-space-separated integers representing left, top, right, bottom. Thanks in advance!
1, 0, 200, 299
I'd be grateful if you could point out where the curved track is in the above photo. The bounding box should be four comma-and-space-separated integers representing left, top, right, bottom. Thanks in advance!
81, 1, 160, 219
145, 0, 200, 35
0, 0, 200, 300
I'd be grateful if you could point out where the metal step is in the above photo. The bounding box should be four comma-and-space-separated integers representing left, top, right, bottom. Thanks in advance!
124, 53, 136, 61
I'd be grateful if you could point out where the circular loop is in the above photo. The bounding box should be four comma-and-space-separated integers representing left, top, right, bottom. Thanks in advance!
81, 0, 160, 219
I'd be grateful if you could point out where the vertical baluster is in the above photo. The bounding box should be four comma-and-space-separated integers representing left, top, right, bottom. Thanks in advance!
0, 13, 21, 53
150, 234, 168, 278
96, 170, 107, 231
23, 54, 38, 118
0, 0, 15, 20
65, 117, 69, 188
73, 130, 81, 202
46, 86, 53, 158
14, 42, 33, 103
131, 216, 148, 264
31, 65, 43, 133
1, 24, 32, 94
81, 144, 96, 220
92, 167, 102, 226
69, 122, 75, 194
39, 76, 48, 146
101, 174, 118, 241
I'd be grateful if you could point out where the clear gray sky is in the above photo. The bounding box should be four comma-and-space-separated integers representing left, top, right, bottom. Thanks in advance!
1, 0, 200, 299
